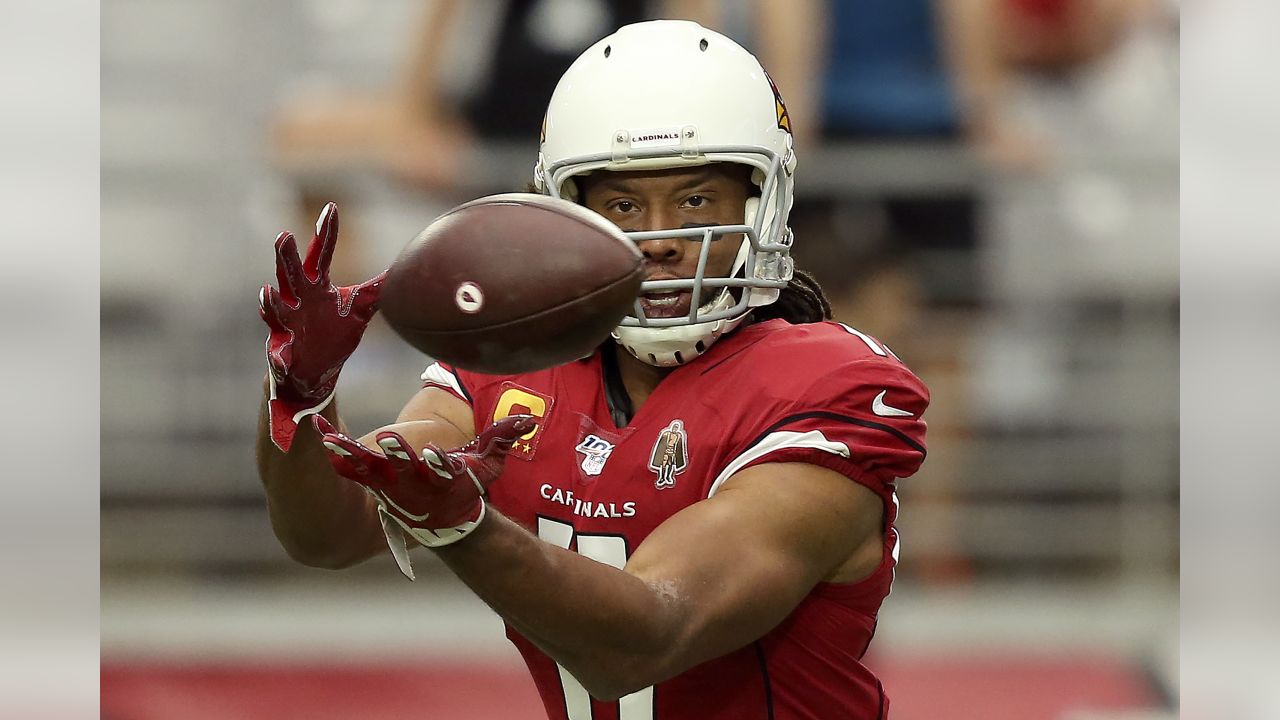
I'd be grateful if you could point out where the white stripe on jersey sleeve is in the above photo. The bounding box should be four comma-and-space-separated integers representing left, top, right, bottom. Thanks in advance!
420, 362, 465, 398
889, 490, 901, 563
707, 430, 852, 498
886, 490, 902, 597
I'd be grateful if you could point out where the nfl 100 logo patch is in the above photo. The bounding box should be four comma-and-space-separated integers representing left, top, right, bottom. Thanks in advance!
575, 434, 615, 476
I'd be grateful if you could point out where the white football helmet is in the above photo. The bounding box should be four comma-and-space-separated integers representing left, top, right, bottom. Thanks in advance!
535, 20, 797, 367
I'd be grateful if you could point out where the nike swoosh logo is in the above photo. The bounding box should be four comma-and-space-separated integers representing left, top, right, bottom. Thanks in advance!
872, 390, 913, 418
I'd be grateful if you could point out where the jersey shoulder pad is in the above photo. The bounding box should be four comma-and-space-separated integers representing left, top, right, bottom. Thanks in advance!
735, 321, 925, 400
707, 322, 929, 495
761, 320, 906, 362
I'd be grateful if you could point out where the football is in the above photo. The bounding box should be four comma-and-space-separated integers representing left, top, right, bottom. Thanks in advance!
379, 193, 644, 374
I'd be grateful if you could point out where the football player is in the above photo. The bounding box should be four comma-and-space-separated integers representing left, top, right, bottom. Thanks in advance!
258, 20, 929, 720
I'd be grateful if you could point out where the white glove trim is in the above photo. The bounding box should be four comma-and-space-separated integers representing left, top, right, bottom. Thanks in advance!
373, 494, 487, 581
266, 370, 337, 423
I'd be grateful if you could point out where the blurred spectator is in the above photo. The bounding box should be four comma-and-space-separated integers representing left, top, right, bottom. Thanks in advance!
269, 0, 723, 294
753, 0, 983, 313
372, 0, 651, 189
758, 0, 1155, 171
754, 0, 1161, 586
750, 0, 1164, 322
272, 0, 720, 190
759, 0, 959, 149
941, 0, 1158, 170
995, 0, 1156, 69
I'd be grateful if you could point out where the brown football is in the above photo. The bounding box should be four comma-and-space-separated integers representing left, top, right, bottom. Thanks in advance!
379, 193, 644, 374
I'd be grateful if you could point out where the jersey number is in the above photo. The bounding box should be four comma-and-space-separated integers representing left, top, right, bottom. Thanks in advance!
838, 322, 899, 360
536, 517, 654, 720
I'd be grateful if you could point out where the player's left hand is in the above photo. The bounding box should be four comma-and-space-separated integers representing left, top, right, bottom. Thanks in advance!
312, 414, 536, 549
259, 202, 386, 453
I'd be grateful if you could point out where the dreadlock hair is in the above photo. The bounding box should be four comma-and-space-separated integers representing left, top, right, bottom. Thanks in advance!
752, 268, 833, 324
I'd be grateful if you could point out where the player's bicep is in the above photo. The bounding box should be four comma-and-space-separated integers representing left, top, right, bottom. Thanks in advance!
623, 462, 882, 664
392, 385, 476, 444
354, 386, 475, 476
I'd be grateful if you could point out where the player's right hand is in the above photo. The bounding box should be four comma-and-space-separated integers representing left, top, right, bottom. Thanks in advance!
259, 202, 386, 452
312, 414, 536, 548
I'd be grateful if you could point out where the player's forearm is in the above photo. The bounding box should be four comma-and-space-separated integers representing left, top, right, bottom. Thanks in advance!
434, 511, 686, 700
255, 381, 383, 568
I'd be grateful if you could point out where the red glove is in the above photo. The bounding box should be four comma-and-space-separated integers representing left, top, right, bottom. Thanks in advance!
312, 414, 535, 575
259, 202, 386, 452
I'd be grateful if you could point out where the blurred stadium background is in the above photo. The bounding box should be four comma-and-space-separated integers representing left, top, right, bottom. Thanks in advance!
100, 1, 1179, 718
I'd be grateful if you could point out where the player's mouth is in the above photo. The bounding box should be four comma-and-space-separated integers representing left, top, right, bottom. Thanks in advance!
639, 290, 691, 319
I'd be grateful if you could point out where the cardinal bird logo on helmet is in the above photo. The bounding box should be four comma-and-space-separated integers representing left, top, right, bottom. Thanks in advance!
764, 71, 791, 134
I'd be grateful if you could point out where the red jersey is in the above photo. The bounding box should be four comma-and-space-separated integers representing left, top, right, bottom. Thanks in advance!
421, 319, 929, 720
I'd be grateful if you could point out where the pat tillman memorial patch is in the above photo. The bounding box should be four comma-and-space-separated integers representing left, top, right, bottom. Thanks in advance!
648, 419, 688, 490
